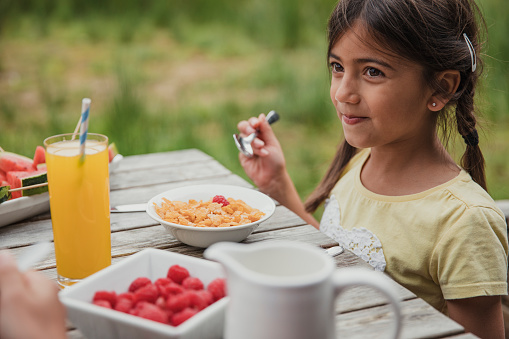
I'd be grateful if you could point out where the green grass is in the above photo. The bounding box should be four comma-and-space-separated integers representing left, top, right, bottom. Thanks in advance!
0, 0, 508, 203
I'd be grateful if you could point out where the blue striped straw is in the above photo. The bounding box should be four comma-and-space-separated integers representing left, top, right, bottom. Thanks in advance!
79, 98, 91, 161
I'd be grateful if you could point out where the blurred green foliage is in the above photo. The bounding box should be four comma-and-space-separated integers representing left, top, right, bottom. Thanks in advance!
0, 0, 507, 202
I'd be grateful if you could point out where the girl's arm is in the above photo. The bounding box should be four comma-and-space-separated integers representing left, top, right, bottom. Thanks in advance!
269, 170, 320, 229
447, 296, 504, 338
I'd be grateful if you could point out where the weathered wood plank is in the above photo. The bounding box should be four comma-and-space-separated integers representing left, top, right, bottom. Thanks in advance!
65, 298, 468, 339
0, 200, 296, 250
112, 149, 213, 173
0, 218, 54, 248
447, 334, 480, 339
332, 249, 371, 270
335, 282, 416, 314
0, 174, 248, 240
329, 250, 417, 313
8, 224, 337, 272
42, 253, 416, 319
65, 310, 467, 339
244, 223, 339, 247
110, 159, 231, 190
336, 298, 464, 339
109, 174, 253, 205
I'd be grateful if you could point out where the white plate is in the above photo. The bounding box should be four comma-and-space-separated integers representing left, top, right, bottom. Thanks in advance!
0, 192, 50, 228
0, 154, 123, 228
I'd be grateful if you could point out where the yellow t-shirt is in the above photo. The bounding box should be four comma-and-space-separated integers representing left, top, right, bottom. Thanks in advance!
321, 148, 508, 313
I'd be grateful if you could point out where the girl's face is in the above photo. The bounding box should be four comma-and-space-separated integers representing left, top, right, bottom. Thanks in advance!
329, 23, 435, 150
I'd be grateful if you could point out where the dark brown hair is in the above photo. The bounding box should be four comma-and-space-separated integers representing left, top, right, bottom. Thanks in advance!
305, 0, 487, 213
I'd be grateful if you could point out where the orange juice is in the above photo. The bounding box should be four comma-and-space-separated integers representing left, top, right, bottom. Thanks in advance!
44, 133, 111, 288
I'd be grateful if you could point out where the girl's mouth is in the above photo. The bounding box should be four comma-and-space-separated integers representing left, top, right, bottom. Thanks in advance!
341, 113, 367, 125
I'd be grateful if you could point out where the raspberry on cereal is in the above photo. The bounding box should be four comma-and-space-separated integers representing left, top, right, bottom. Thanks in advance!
212, 195, 230, 206
167, 265, 189, 284
137, 302, 169, 324
93, 300, 112, 309
93, 290, 117, 308
133, 283, 159, 304
166, 292, 192, 312
128, 277, 152, 293
182, 277, 204, 291
172, 307, 198, 326
207, 278, 226, 301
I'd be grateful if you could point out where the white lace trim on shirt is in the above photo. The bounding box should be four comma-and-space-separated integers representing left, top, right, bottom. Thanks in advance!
320, 195, 387, 272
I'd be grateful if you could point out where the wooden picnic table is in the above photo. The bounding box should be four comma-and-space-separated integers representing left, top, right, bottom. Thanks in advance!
0, 149, 479, 339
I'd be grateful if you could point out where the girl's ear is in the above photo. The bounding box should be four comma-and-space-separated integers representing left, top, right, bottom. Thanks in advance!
428, 70, 461, 111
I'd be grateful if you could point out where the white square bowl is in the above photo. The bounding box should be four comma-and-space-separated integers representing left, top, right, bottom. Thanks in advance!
59, 248, 227, 339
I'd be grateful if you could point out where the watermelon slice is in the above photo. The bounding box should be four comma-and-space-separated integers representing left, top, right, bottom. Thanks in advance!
0, 152, 33, 172
32, 145, 46, 169
0, 169, 6, 182
0, 184, 11, 204
108, 142, 119, 163
7, 169, 48, 199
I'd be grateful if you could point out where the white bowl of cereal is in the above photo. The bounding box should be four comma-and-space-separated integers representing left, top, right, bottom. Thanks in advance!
146, 184, 276, 248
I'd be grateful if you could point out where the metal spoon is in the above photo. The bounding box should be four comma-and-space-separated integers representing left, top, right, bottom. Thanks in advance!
233, 110, 280, 158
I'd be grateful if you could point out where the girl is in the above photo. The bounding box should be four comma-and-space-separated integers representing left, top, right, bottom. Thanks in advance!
236, 0, 508, 337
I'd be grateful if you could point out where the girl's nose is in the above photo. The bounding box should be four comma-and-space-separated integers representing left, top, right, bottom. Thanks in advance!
334, 75, 360, 104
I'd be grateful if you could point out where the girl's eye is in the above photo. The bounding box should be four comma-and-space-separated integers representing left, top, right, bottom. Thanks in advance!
330, 62, 343, 73
366, 67, 383, 77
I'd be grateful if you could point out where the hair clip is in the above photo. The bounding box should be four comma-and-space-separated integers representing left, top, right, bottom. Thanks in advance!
463, 33, 476, 72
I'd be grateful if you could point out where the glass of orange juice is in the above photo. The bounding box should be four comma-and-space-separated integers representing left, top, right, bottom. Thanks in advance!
44, 133, 111, 288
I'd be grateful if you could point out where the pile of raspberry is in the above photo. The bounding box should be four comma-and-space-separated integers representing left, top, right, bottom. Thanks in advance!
92, 264, 226, 326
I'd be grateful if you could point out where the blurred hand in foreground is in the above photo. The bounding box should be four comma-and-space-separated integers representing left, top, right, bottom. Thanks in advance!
0, 250, 67, 339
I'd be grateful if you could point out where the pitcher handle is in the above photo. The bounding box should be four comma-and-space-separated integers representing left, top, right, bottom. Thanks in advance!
332, 268, 402, 339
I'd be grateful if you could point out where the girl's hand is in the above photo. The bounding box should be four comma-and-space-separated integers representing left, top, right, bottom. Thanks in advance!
236, 113, 319, 228
0, 250, 67, 339
236, 113, 286, 193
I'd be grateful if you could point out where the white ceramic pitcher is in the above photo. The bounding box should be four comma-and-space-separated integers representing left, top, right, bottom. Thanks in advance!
204, 240, 402, 339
